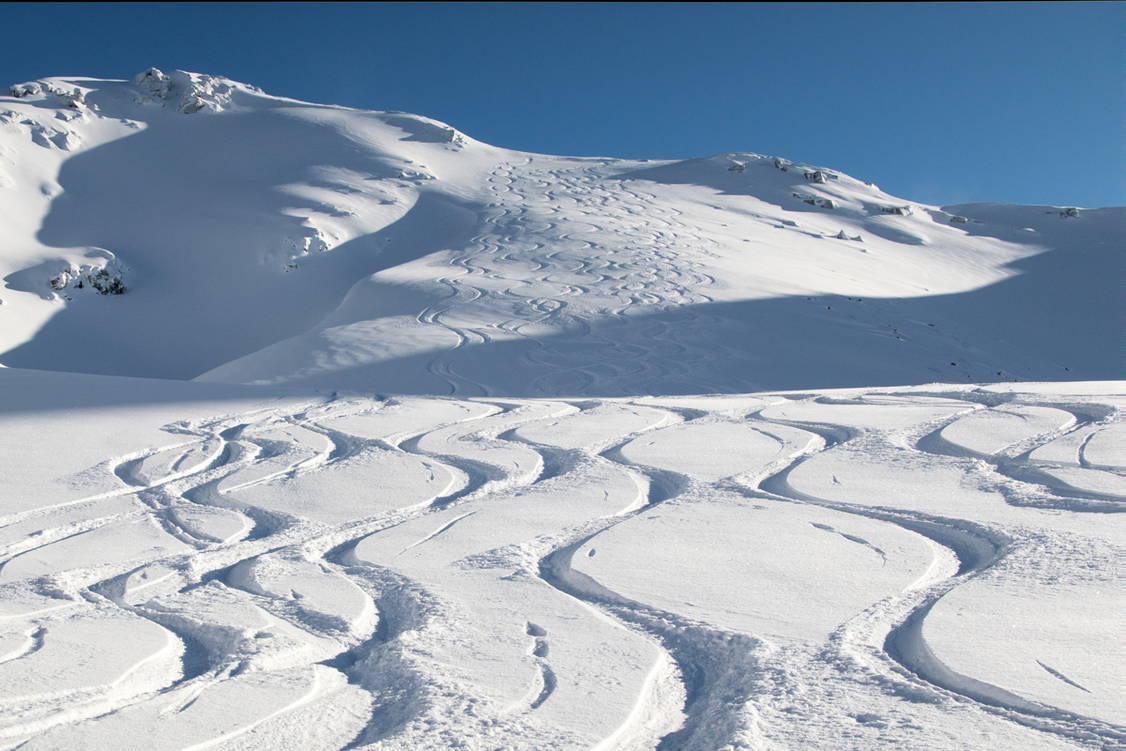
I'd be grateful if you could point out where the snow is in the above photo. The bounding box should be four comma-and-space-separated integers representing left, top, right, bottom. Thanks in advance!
0, 369, 1121, 749
0, 70, 1121, 750
0, 73, 1120, 392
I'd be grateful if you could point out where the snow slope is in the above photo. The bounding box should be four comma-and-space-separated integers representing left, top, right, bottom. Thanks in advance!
0, 71, 1122, 750
0, 71, 1120, 392
0, 369, 1122, 749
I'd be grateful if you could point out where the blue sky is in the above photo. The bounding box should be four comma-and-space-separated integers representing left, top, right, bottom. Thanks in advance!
2, 2, 1120, 207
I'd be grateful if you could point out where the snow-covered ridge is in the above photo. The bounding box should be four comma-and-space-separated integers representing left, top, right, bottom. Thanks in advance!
0, 70, 1119, 392
8, 67, 261, 117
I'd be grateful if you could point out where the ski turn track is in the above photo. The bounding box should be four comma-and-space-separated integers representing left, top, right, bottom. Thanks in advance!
413, 159, 732, 398
0, 384, 1122, 749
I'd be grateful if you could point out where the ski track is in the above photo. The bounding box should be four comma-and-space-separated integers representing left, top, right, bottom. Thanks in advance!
4, 383, 1120, 748
739, 395, 1124, 748
413, 160, 733, 398
0, 153, 1121, 749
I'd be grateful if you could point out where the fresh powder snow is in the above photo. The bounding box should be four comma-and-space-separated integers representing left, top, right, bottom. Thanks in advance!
0, 70, 1121, 750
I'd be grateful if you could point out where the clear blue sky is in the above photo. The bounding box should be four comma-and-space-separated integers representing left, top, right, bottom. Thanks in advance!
2, 2, 1121, 207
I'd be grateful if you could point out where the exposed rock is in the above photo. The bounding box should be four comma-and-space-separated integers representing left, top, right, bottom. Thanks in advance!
8, 82, 42, 98
794, 193, 836, 209
48, 261, 128, 296
8, 81, 85, 109
880, 205, 913, 216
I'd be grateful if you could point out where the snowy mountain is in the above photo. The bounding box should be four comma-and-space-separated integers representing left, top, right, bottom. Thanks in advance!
1, 70, 1119, 392
0, 71, 1121, 751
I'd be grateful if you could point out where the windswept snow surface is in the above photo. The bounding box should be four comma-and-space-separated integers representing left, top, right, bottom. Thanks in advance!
0, 71, 1122, 750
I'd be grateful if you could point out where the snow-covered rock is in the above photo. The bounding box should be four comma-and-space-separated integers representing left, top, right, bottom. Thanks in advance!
131, 67, 251, 114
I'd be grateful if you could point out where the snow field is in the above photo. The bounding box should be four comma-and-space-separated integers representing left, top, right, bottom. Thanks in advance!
0, 70, 1122, 750
0, 371, 1122, 749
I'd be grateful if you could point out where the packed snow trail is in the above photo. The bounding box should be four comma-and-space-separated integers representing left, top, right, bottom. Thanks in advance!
1, 371, 1121, 749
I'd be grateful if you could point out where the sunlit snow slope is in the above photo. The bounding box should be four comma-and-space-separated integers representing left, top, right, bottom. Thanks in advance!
0, 71, 1122, 751
0, 70, 1119, 393
0, 371, 1122, 749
